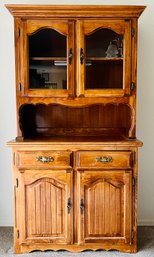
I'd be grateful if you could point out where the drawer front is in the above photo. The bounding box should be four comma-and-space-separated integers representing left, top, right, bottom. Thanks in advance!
16, 150, 72, 169
76, 151, 133, 169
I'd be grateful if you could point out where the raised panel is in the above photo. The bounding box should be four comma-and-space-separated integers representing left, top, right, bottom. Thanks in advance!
82, 20, 126, 35
77, 170, 132, 244
19, 169, 72, 244
26, 20, 68, 35
85, 179, 124, 237
25, 178, 65, 238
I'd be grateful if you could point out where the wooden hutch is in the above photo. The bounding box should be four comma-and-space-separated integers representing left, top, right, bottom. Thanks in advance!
6, 5, 145, 253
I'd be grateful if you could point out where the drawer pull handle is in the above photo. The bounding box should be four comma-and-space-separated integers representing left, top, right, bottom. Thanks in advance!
96, 156, 113, 163
36, 156, 54, 163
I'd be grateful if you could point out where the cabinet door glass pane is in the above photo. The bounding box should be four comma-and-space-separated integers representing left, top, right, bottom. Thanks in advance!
85, 29, 123, 89
29, 29, 67, 90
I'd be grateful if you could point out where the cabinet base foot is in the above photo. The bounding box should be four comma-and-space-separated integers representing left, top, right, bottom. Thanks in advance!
14, 243, 137, 254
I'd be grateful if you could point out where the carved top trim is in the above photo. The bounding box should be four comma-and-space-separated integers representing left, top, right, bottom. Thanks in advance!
5, 5, 146, 19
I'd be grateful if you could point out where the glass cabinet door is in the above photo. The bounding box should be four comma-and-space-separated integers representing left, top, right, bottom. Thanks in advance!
77, 20, 131, 97
21, 20, 74, 97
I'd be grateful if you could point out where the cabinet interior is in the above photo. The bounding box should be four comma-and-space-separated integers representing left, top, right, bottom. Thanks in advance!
19, 104, 131, 139
29, 28, 67, 90
28, 27, 124, 90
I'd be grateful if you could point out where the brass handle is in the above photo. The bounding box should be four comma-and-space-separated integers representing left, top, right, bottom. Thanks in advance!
36, 156, 54, 163
80, 48, 84, 64
80, 199, 84, 214
67, 197, 72, 214
96, 156, 113, 163
69, 48, 73, 64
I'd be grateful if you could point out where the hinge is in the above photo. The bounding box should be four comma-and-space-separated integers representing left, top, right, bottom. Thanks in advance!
78, 94, 84, 98
80, 198, 84, 214
131, 229, 134, 240
131, 151, 136, 166
131, 27, 135, 37
70, 153, 73, 167
132, 177, 135, 187
66, 168, 72, 173
130, 82, 135, 91
17, 229, 20, 239
67, 197, 72, 214
16, 178, 19, 188
18, 28, 20, 37
19, 83, 22, 92
13, 152, 16, 166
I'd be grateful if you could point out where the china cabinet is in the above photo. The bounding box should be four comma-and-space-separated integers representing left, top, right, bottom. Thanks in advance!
6, 5, 145, 253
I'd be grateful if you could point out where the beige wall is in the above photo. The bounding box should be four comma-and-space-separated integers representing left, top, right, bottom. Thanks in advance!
0, 0, 153, 226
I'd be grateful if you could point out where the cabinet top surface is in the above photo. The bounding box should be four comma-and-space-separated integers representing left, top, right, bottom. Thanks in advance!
7, 136, 143, 148
5, 5, 146, 18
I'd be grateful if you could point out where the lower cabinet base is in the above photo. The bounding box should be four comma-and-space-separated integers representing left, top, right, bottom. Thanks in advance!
14, 243, 137, 254
9, 141, 142, 255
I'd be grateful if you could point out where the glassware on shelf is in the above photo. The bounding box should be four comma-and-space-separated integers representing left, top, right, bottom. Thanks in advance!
106, 38, 123, 58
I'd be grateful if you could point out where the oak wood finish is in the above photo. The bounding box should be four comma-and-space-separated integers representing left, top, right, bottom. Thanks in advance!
77, 170, 132, 244
15, 150, 72, 169
6, 5, 145, 18
9, 141, 140, 253
6, 4, 145, 254
19, 104, 132, 138
76, 150, 133, 169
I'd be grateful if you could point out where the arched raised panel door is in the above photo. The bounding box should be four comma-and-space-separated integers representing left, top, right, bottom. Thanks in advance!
18, 169, 73, 245
77, 170, 132, 245
21, 20, 75, 97
76, 20, 131, 97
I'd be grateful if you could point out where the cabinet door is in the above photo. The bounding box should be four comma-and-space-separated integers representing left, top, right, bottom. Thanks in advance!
76, 20, 131, 97
18, 169, 73, 244
21, 20, 74, 97
77, 170, 132, 245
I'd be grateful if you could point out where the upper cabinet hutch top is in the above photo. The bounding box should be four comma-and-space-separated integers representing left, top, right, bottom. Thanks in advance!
6, 5, 146, 141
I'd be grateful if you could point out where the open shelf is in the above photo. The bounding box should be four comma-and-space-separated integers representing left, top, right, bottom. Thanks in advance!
19, 103, 132, 139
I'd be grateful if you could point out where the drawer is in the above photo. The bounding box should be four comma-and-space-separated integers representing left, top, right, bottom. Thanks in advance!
76, 151, 133, 169
15, 150, 72, 169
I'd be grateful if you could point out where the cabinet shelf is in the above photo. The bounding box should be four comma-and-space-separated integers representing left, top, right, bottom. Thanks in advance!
86, 57, 123, 61
30, 57, 67, 61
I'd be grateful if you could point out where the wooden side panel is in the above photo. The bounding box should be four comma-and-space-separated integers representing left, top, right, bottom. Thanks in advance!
77, 170, 132, 244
